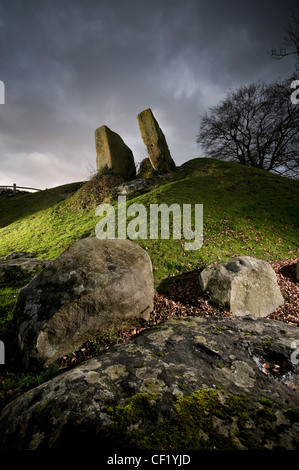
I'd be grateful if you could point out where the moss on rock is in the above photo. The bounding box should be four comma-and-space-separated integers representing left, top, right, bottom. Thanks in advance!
153, 389, 256, 450
101, 388, 260, 450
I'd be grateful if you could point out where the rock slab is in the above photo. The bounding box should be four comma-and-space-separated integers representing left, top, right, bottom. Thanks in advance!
0, 254, 50, 285
13, 237, 154, 368
95, 125, 136, 180
199, 256, 284, 317
0, 251, 36, 260
0, 316, 298, 450
115, 178, 147, 195
137, 108, 175, 173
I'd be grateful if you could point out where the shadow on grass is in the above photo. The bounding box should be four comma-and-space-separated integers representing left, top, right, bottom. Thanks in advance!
278, 261, 298, 283
156, 268, 231, 321
0, 182, 83, 228
156, 268, 209, 307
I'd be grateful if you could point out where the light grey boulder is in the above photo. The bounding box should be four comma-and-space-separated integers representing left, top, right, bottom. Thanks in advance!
13, 237, 154, 368
95, 125, 136, 180
199, 256, 284, 317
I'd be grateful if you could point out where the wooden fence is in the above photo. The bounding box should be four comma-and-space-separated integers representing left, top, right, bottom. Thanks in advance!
0, 184, 41, 193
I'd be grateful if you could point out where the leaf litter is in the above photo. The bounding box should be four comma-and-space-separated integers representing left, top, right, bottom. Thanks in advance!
56, 257, 299, 371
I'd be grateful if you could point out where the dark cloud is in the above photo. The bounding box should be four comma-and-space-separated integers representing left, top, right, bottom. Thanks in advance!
0, 0, 297, 188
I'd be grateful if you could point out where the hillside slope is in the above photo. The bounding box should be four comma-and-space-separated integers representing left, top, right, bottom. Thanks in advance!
0, 182, 82, 228
0, 157, 298, 408
0, 158, 297, 288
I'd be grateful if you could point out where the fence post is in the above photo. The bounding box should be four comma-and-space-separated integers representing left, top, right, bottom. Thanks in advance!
13, 183, 16, 194
0, 340, 4, 364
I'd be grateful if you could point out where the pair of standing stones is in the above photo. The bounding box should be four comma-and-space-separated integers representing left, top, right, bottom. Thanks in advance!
95, 108, 176, 179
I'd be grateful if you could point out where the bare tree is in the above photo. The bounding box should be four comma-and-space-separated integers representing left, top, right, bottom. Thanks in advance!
270, 8, 299, 68
197, 78, 299, 178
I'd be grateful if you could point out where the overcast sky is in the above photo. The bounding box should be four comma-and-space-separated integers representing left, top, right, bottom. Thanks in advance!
0, 0, 297, 189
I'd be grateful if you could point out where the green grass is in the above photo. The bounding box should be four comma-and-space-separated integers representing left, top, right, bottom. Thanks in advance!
0, 184, 93, 259
0, 182, 83, 228
0, 158, 298, 285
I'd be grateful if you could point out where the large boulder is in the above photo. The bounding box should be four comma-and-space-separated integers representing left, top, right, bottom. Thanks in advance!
137, 108, 175, 173
0, 316, 299, 450
95, 125, 136, 180
199, 256, 284, 317
13, 238, 154, 368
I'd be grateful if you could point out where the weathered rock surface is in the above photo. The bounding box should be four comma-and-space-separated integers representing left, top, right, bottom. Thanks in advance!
137, 157, 155, 179
0, 251, 36, 260
0, 255, 50, 285
199, 256, 284, 317
115, 178, 148, 195
1, 316, 298, 450
13, 238, 154, 368
95, 125, 136, 180
137, 108, 175, 173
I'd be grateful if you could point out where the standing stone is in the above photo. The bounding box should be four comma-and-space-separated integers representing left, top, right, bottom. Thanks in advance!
137, 108, 175, 173
199, 256, 284, 317
95, 125, 136, 180
13, 237, 154, 368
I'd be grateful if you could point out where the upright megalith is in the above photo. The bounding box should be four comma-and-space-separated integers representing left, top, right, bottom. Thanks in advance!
137, 108, 175, 173
95, 125, 136, 180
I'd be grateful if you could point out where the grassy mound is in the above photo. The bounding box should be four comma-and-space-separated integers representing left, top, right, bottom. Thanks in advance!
0, 158, 298, 285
